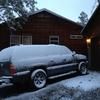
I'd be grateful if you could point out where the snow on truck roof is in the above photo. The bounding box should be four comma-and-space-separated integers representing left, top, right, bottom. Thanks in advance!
0, 44, 72, 62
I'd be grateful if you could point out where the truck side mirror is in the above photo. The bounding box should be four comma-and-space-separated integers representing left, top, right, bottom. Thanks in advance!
72, 51, 76, 56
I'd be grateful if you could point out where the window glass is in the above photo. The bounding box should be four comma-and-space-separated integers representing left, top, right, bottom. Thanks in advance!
10, 35, 32, 46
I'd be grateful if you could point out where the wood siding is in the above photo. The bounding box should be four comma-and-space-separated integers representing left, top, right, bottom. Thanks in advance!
0, 24, 10, 50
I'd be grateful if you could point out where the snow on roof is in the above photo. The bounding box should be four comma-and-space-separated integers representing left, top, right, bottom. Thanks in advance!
30, 8, 82, 27
0, 44, 72, 63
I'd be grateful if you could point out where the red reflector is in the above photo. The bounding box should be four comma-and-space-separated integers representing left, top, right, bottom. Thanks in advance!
9, 64, 16, 75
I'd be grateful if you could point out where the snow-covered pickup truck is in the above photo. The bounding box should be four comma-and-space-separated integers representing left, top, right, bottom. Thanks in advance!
0, 45, 88, 88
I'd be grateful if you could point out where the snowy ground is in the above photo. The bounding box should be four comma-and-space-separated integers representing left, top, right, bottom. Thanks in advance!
2, 71, 100, 100
62, 71, 100, 91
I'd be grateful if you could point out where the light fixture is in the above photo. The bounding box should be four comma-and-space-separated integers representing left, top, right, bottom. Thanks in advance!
86, 38, 91, 44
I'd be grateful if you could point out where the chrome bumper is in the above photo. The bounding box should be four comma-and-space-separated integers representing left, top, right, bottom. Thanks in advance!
0, 76, 12, 84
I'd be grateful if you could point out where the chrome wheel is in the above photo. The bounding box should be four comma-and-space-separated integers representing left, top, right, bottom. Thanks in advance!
31, 69, 47, 89
79, 62, 87, 75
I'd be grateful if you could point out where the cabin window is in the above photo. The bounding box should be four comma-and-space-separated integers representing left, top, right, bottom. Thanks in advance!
70, 34, 83, 39
22, 36, 32, 45
49, 35, 59, 44
10, 35, 21, 46
10, 35, 32, 46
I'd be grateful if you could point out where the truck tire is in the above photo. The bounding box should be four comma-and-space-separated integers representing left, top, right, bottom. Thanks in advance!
78, 62, 88, 75
31, 69, 47, 89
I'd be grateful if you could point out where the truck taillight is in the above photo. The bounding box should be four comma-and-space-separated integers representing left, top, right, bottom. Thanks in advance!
9, 64, 16, 75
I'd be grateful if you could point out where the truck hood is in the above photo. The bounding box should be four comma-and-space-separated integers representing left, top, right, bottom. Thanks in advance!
75, 54, 87, 60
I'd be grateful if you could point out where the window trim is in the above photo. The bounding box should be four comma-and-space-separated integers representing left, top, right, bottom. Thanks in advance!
70, 34, 83, 39
22, 35, 32, 45
10, 35, 21, 46
49, 35, 59, 44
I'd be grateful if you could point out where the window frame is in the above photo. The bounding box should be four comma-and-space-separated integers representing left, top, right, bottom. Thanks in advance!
22, 35, 32, 45
10, 35, 32, 46
10, 35, 21, 46
70, 34, 83, 39
49, 35, 59, 44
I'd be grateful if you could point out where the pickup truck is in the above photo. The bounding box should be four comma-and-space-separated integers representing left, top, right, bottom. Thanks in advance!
0, 44, 88, 89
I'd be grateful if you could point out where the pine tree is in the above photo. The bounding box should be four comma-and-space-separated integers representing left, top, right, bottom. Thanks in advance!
0, 0, 37, 31
97, 0, 100, 3
78, 11, 88, 26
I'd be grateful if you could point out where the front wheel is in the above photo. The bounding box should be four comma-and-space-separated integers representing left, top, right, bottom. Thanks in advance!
78, 62, 88, 75
31, 69, 47, 89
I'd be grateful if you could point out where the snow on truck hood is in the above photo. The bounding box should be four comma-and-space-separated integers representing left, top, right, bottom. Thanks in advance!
75, 54, 87, 60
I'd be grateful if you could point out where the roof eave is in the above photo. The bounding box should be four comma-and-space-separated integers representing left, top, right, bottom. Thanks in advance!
81, 4, 100, 35
30, 8, 83, 27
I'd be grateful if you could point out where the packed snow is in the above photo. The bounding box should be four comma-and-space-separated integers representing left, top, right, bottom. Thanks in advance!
0, 45, 72, 60
62, 71, 100, 91
3, 71, 100, 100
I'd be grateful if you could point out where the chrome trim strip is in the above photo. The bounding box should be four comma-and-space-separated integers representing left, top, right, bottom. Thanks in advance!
14, 70, 30, 76
47, 63, 77, 70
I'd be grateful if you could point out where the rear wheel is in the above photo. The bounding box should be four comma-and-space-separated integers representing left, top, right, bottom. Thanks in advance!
79, 62, 88, 75
31, 69, 47, 89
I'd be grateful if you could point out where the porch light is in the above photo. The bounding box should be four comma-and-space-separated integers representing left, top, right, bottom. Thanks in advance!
86, 38, 91, 44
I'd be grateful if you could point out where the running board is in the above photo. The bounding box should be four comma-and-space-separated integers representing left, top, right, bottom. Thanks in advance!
48, 71, 76, 79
